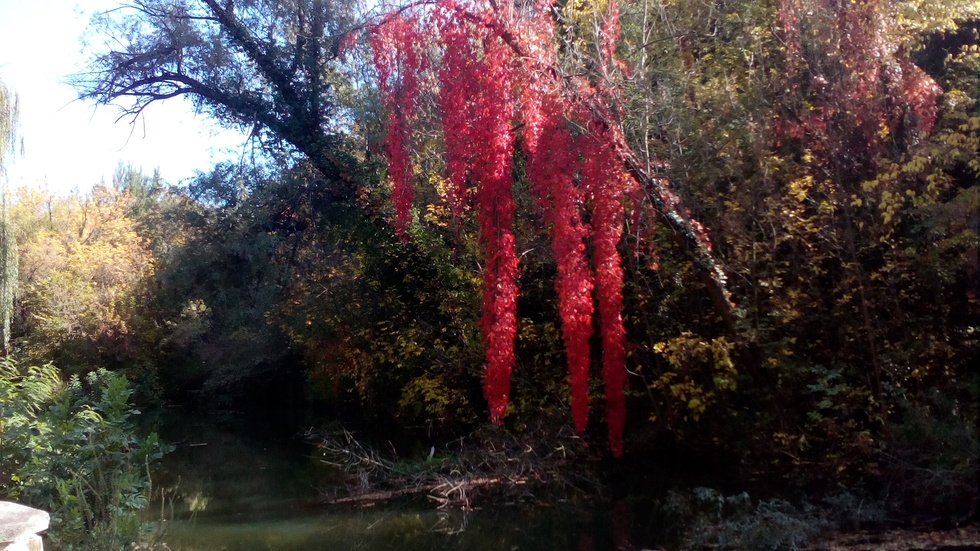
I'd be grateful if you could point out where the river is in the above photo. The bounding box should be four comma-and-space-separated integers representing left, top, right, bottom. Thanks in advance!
144, 410, 649, 551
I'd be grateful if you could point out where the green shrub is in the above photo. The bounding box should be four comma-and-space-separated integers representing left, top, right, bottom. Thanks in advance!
879, 386, 979, 523
664, 487, 829, 551
0, 360, 170, 551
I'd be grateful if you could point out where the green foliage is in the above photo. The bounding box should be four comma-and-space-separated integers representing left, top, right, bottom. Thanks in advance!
664, 488, 828, 551
878, 382, 979, 522
664, 488, 829, 551
0, 79, 19, 163
0, 359, 170, 551
0, 212, 17, 354
0, 80, 19, 355
276, 181, 487, 428
398, 374, 471, 426
144, 164, 301, 404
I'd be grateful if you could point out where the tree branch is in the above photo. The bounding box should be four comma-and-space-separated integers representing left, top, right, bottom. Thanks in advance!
448, 2, 737, 328
198, 0, 301, 106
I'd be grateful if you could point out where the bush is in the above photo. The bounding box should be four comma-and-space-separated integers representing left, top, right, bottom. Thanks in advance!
0, 360, 170, 551
878, 388, 979, 523
663, 487, 829, 551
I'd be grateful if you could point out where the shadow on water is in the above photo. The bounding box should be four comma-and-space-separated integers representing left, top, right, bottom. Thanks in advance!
148, 409, 325, 523
143, 410, 640, 551
162, 506, 619, 551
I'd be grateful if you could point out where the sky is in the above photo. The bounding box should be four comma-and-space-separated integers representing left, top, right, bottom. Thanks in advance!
0, 0, 247, 195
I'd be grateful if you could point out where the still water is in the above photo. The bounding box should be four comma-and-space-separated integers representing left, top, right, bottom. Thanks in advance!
147, 411, 647, 551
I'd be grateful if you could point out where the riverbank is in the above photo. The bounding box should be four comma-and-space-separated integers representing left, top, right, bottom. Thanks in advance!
815, 524, 979, 550
133, 408, 979, 551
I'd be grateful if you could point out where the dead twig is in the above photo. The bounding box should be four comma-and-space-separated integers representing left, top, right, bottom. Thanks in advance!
306, 424, 598, 509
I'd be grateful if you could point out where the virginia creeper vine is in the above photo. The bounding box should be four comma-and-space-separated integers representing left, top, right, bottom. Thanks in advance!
371, 0, 723, 456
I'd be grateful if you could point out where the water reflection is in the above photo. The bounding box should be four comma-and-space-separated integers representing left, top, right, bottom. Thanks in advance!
146, 411, 641, 551
164, 506, 605, 551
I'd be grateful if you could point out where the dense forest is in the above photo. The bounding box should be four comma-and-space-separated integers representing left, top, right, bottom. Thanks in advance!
1, 0, 977, 548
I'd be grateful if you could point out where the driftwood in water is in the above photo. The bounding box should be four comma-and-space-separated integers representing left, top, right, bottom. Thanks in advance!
308, 427, 592, 510
320, 476, 525, 508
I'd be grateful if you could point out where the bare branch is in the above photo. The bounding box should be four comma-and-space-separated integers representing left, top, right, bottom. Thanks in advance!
198, 0, 300, 105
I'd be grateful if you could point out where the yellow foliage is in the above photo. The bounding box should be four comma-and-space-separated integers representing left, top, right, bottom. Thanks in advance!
563, 0, 611, 29
13, 185, 154, 349
896, 0, 980, 38
651, 333, 738, 423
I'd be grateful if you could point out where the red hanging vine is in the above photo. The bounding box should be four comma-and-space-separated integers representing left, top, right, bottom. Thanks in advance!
370, 0, 941, 458
774, 0, 942, 167
372, 0, 673, 456
372, 14, 425, 239
580, 127, 629, 458
522, 72, 596, 433
435, 1, 521, 423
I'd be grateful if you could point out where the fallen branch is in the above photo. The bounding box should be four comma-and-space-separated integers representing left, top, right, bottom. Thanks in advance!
320, 476, 522, 509
307, 425, 596, 510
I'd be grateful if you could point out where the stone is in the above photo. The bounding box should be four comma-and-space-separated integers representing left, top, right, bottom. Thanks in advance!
2, 533, 44, 551
0, 502, 48, 548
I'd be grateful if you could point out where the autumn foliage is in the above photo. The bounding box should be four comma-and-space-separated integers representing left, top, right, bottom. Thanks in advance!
775, 0, 943, 169
372, 15, 422, 240
371, 0, 649, 456
12, 0, 968, 524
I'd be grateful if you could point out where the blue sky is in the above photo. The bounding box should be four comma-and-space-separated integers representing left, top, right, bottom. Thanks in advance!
0, 0, 246, 194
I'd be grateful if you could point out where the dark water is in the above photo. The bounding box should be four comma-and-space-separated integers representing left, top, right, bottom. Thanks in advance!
145, 411, 648, 551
